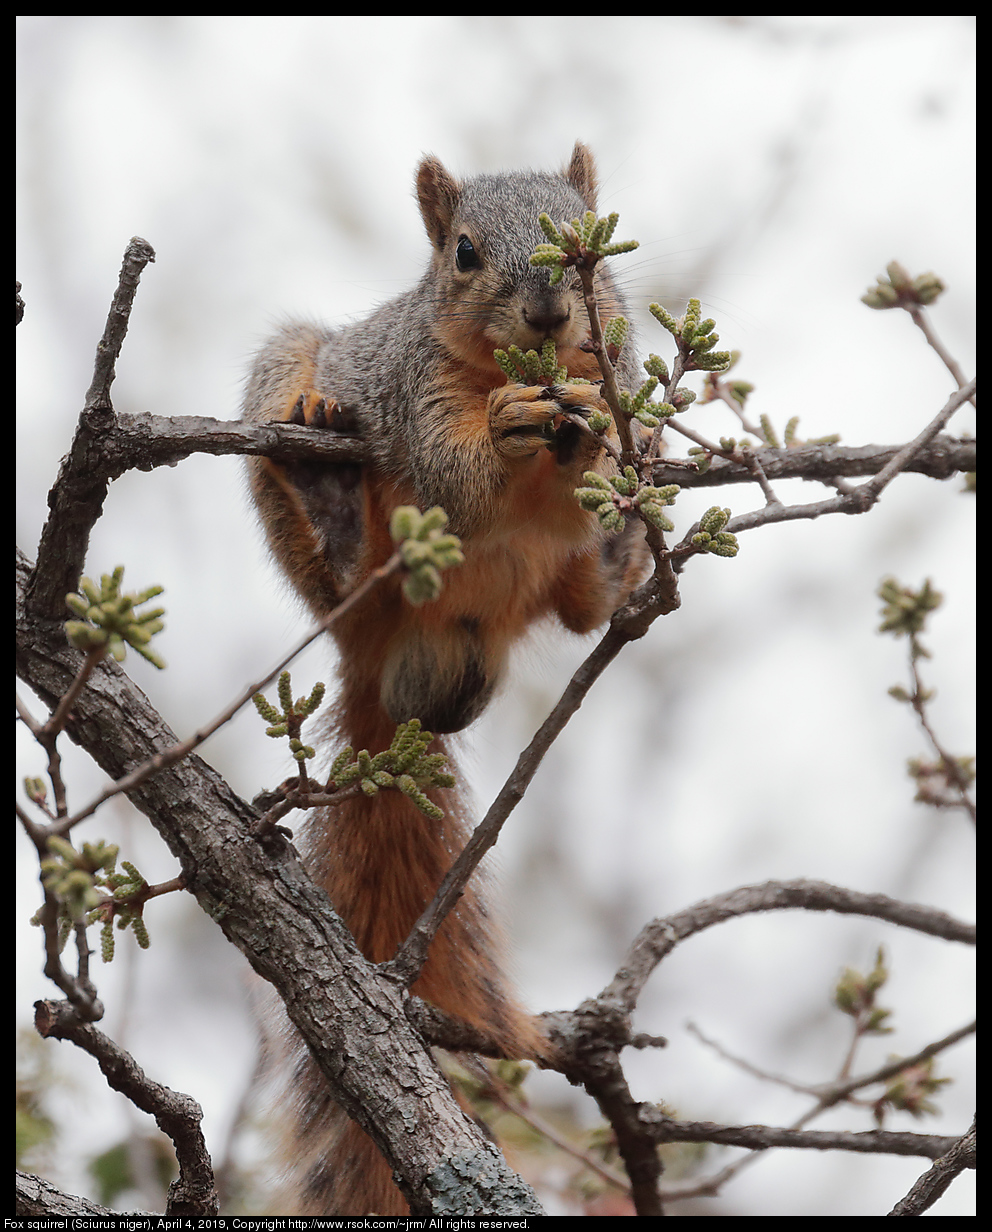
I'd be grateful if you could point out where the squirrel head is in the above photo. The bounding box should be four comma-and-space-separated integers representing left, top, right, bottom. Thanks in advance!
415, 142, 626, 376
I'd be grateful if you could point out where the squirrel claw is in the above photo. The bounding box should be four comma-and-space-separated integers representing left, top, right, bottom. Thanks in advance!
286, 391, 357, 433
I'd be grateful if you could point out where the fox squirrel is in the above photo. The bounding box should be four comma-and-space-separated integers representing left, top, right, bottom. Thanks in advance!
243, 142, 649, 1215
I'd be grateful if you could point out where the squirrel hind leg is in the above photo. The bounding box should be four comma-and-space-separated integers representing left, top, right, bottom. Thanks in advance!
552, 520, 651, 635
249, 387, 370, 614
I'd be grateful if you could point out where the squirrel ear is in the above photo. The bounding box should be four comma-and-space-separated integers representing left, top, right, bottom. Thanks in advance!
564, 142, 598, 212
416, 156, 462, 251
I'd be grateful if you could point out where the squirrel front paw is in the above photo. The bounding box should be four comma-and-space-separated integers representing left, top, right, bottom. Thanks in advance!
490, 383, 610, 461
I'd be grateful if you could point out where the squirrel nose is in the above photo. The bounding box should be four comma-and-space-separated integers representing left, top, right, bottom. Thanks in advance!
522, 300, 571, 337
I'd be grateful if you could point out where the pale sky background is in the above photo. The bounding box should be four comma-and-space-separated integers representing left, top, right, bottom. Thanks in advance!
17, 16, 974, 1216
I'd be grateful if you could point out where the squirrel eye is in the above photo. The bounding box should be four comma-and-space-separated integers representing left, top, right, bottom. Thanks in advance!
455, 235, 481, 272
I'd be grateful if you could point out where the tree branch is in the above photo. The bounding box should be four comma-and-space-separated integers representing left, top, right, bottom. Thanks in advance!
600, 879, 975, 1014
649, 434, 974, 489
26, 239, 156, 621
385, 565, 682, 991
647, 1114, 968, 1164
16, 548, 543, 1216
887, 1117, 976, 1216
16, 1170, 126, 1218
34, 999, 218, 1216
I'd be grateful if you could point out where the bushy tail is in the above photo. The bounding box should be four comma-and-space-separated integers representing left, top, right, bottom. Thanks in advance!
281, 678, 547, 1215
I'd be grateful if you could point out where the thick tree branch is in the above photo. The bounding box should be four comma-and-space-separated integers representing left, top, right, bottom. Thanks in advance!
887, 1117, 976, 1216
26, 239, 156, 621
42, 407, 974, 490
16, 549, 543, 1217
16, 1170, 125, 1218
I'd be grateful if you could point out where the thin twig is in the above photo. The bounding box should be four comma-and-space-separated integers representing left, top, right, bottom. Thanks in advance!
907, 306, 975, 403
602, 879, 975, 1013
384, 624, 635, 987
52, 553, 403, 835
574, 263, 637, 468
668, 380, 977, 556
647, 434, 974, 489
854, 378, 975, 506
905, 646, 977, 824
686, 1021, 817, 1095
650, 1116, 965, 1167
34, 999, 218, 1215
16, 803, 105, 1021
812, 1020, 976, 1111
460, 1057, 633, 1197
384, 570, 682, 991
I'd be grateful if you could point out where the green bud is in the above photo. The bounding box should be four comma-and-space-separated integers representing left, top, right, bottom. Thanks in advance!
612, 466, 639, 497
538, 213, 565, 246
604, 316, 629, 351
682, 298, 701, 341
24, 776, 48, 805
64, 621, 108, 651
708, 533, 739, 557
635, 484, 679, 506
101, 919, 115, 963
759, 415, 780, 448
877, 577, 942, 638
886, 261, 910, 289
390, 506, 420, 542
131, 916, 151, 950
420, 506, 449, 535
865, 946, 888, 994
648, 302, 680, 336
65, 592, 92, 618
699, 506, 731, 535
45, 835, 79, 863
912, 272, 945, 304
575, 489, 611, 512
400, 539, 431, 569
403, 565, 443, 606
644, 354, 669, 381
79, 577, 102, 606
637, 503, 675, 532
865, 1007, 894, 1034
